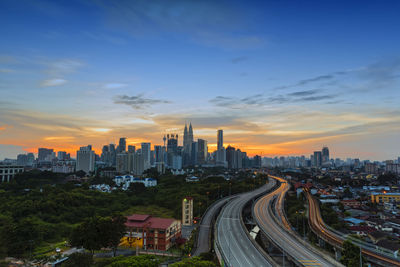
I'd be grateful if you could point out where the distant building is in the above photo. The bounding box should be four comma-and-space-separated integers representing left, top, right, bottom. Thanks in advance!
57, 151, 68, 160
17, 154, 28, 166
365, 163, 379, 174
217, 129, 223, 150
118, 137, 126, 153
123, 214, 181, 250
116, 152, 129, 173
52, 160, 75, 173
114, 175, 157, 190
322, 146, 329, 163
38, 148, 54, 162
386, 163, 400, 175
141, 142, 151, 170
371, 192, 400, 204
76, 145, 95, 174
0, 165, 24, 182
182, 197, 194, 226
197, 139, 208, 165
313, 151, 322, 167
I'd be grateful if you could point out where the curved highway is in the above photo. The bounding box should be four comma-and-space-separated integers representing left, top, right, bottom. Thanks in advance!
306, 190, 400, 266
254, 176, 338, 267
192, 195, 235, 256
216, 180, 276, 267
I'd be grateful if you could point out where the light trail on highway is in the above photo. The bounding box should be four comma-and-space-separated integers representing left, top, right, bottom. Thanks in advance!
253, 175, 339, 267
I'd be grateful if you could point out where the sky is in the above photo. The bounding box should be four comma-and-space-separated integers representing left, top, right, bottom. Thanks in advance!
0, 0, 400, 160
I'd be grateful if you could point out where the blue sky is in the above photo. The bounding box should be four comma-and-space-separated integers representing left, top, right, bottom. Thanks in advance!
0, 0, 399, 160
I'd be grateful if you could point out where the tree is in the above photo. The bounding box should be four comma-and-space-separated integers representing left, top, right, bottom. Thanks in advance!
103, 214, 127, 257
340, 240, 365, 267
70, 215, 126, 256
70, 216, 104, 254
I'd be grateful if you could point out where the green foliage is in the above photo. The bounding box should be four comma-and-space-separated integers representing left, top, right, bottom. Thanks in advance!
70, 214, 126, 254
340, 240, 366, 267
61, 252, 93, 267
0, 170, 263, 258
169, 256, 216, 267
104, 255, 161, 267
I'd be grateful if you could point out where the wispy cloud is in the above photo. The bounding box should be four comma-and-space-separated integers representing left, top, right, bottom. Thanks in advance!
113, 94, 171, 109
209, 89, 337, 109
103, 83, 128, 89
96, 0, 265, 49
41, 78, 67, 87
44, 59, 83, 76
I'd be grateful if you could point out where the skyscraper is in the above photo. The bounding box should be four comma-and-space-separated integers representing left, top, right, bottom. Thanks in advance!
322, 146, 329, 163
217, 129, 223, 150
76, 145, 95, 174
141, 142, 151, 170
313, 151, 322, 167
183, 123, 194, 166
197, 139, 208, 165
118, 137, 126, 153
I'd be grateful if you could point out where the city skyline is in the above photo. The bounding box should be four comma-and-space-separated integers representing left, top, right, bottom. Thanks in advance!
1, 0, 400, 160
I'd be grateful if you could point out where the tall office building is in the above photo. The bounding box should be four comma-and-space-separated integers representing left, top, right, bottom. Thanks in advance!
76, 145, 95, 174
183, 123, 194, 153
141, 142, 151, 170
128, 145, 136, 153
322, 146, 329, 163
313, 151, 322, 167
197, 139, 208, 165
217, 129, 223, 150
154, 145, 164, 163
226, 146, 236, 169
38, 148, 54, 162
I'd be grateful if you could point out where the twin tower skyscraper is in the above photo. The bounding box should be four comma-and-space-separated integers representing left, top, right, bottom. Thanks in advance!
183, 122, 194, 155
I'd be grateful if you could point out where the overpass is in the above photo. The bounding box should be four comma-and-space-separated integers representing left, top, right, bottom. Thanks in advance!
253, 175, 340, 266
214, 180, 277, 266
306, 190, 400, 266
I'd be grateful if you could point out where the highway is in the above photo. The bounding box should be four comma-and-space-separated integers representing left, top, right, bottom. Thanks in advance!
192, 195, 235, 256
306, 190, 400, 266
216, 180, 276, 267
253, 176, 338, 267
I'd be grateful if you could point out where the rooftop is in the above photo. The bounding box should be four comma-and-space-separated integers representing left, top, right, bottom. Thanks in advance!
126, 214, 177, 230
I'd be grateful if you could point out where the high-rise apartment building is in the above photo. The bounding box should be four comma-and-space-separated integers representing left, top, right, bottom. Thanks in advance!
76, 145, 95, 174
57, 151, 67, 160
118, 137, 126, 153
116, 152, 129, 173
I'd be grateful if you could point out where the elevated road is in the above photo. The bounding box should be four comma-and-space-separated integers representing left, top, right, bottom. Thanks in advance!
215, 181, 276, 267
253, 176, 339, 267
192, 195, 235, 256
306, 190, 400, 266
